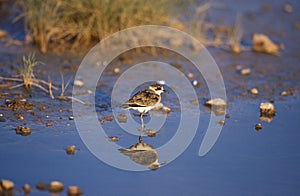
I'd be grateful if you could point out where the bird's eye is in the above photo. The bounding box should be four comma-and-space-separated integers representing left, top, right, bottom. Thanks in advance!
157, 87, 161, 90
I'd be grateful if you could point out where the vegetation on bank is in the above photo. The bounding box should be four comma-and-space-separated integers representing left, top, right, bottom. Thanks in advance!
18, 0, 185, 53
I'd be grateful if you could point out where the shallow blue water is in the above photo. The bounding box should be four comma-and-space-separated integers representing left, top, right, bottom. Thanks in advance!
1, 96, 300, 195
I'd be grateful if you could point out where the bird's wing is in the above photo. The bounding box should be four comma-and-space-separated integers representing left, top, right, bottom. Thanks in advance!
123, 89, 160, 107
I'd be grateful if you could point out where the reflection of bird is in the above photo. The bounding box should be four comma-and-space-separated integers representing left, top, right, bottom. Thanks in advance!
119, 136, 162, 170
122, 84, 166, 128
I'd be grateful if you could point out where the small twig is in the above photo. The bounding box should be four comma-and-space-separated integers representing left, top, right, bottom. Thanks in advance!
0, 76, 23, 82
35, 78, 58, 90
30, 82, 49, 93
66, 96, 86, 104
48, 77, 54, 99
9, 83, 24, 89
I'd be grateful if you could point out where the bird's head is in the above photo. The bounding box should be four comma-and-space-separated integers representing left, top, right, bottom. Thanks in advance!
149, 84, 167, 95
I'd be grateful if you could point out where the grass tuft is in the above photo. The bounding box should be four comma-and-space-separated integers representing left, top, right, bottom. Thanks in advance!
19, 0, 182, 53
20, 53, 40, 89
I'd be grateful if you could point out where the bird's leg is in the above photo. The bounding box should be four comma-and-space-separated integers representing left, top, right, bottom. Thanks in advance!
139, 135, 143, 143
140, 112, 145, 130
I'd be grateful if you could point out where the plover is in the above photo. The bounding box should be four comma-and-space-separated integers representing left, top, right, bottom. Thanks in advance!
122, 84, 166, 128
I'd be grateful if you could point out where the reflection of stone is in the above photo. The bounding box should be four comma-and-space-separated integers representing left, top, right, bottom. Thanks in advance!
119, 137, 162, 170
259, 115, 274, 123
205, 98, 227, 116
143, 129, 156, 137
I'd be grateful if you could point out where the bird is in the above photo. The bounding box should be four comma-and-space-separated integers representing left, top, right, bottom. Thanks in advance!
121, 84, 167, 128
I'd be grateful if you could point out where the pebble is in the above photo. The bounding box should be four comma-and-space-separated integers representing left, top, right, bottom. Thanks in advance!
107, 136, 119, 142
280, 89, 295, 96
260, 102, 275, 116
206, 98, 227, 107
23, 183, 31, 194
253, 33, 280, 55
144, 129, 156, 137
105, 115, 113, 121
218, 120, 225, 125
0, 30, 8, 38
69, 116, 74, 120
284, 4, 293, 13
250, 88, 259, 95
74, 80, 84, 87
157, 80, 166, 85
187, 73, 194, 79
5, 98, 12, 105
162, 106, 171, 114
225, 114, 231, 118
113, 68, 120, 74
49, 181, 64, 193
36, 182, 48, 191
232, 44, 241, 54
68, 186, 83, 196
87, 90, 93, 95
99, 119, 105, 124
46, 122, 53, 127
17, 114, 24, 121
117, 114, 127, 123
1, 179, 14, 190
255, 123, 263, 131
191, 99, 199, 105
66, 145, 77, 155
15, 126, 32, 136
192, 80, 198, 86
240, 68, 251, 75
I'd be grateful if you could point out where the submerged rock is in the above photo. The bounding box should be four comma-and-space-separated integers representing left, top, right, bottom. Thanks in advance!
107, 136, 120, 142
255, 123, 263, 131
144, 129, 156, 137
68, 186, 83, 196
23, 183, 31, 194
253, 34, 280, 55
66, 145, 77, 155
49, 181, 64, 193
104, 115, 113, 121
36, 182, 48, 191
218, 120, 225, 125
117, 114, 127, 123
225, 114, 231, 118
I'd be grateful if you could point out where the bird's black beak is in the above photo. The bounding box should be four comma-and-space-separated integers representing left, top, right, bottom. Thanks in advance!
163, 89, 169, 94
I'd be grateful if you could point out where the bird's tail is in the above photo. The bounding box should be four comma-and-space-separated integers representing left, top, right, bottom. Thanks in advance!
121, 103, 130, 109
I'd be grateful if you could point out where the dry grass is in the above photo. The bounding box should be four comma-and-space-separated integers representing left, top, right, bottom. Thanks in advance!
19, 0, 183, 53
0, 53, 58, 94
229, 13, 243, 53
